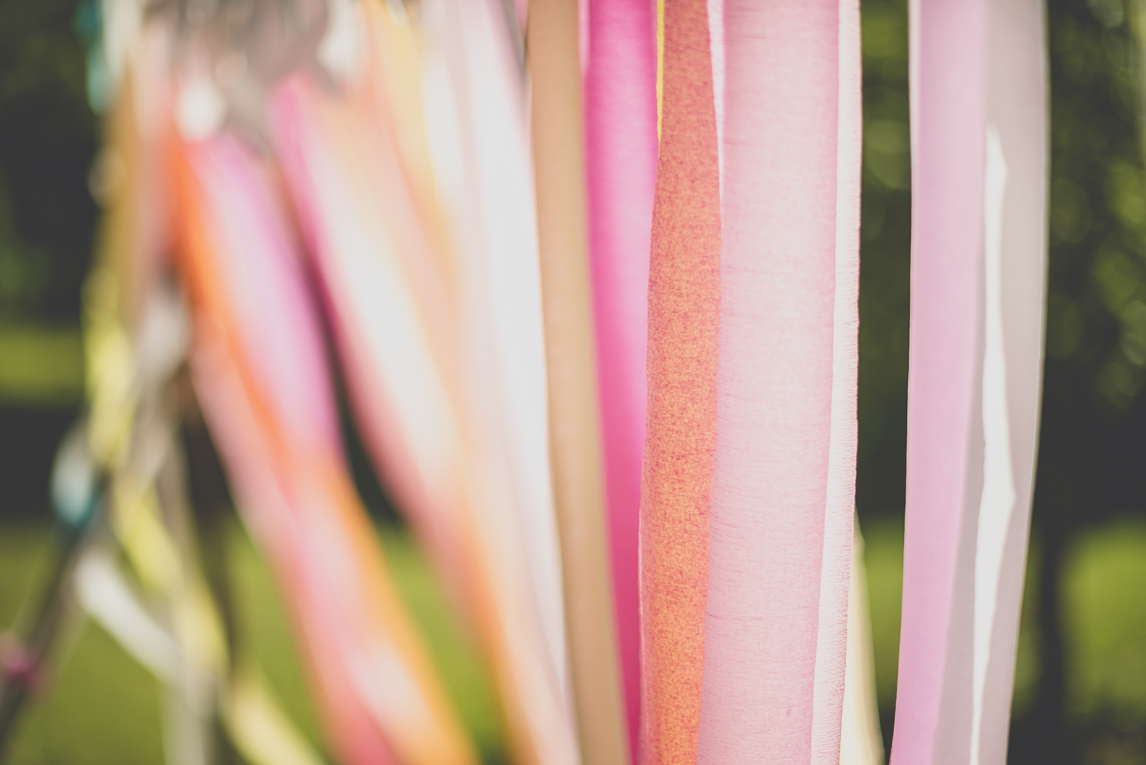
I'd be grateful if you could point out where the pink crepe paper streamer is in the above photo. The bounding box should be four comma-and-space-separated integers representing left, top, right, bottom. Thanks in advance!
696, 1, 860, 762
891, 0, 1047, 762
584, 0, 658, 758
892, 2, 990, 759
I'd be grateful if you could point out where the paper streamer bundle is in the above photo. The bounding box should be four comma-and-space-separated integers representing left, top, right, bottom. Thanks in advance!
269, 7, 578, 762
173, 131, 475, 765
39, 0, 1059, 762
421, 0, 569, 717
639, 0, 863, 763
891, 0, 1047, 763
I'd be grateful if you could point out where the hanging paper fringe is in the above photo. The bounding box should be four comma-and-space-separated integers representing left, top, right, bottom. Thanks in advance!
892, 1, 1047, 762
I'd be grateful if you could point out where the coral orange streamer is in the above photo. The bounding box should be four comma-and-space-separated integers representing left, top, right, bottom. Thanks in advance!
639, 0, 721, 760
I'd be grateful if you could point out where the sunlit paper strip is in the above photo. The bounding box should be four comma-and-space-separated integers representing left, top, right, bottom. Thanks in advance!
173, 134, 475, 765
419, 0, 570, 713
696, 1, 858, 761
583, 0, 658, 758
640, 0, 721, 760
891, 0, 1047, 762
972, 2, 1047, 762
817, 1, 863, 761
527, 1, 631, 761
270, 53, 576, 765
840, 525, 885, 765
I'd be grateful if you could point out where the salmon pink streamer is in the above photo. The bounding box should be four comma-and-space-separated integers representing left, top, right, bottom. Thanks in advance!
696, 1, 858, 761
584, 0, 658, 759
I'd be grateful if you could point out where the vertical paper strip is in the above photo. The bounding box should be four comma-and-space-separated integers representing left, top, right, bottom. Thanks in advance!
891, 0, 991, 762
639, 0, 720, 761
813, 0, 864, 761
527, 1, 630, 762
973, 1, 1047, 763
584, 0, 658, 758
696, 1, 844, 762
840, 525, 886, 765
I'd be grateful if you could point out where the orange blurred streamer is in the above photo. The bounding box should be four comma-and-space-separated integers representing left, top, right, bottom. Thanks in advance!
171, 130, 476, 765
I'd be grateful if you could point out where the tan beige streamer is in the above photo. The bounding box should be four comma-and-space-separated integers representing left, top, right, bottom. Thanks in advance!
526, 2, 630, 762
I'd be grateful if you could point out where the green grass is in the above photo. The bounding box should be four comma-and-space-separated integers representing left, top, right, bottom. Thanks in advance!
861, 518, 1042, 724
0, 520, 503, 764
375, 530, 504, 759
0, 525, 164, 765
862, 519, 905, 716
7, 516, 1146, 762
0, 326, 83, 406
1063, 519, 1146, 722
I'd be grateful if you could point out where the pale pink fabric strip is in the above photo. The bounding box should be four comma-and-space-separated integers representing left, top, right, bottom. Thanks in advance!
813, 0, 862, 761
428, 0, 571, 708
891, 1, 990, 762
697, 2, 843, 760
975, 1, 1048, 762
584, 0, 658, 758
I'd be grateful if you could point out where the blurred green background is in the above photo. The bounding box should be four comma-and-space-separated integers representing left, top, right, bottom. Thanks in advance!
4, 0, 1146, 762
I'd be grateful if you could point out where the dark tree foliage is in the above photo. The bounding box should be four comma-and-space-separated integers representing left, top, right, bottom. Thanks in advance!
0, 0, 97, 323
857, 0, 912, 533
1016, 2, 1146, 763
0, 0, 95, 516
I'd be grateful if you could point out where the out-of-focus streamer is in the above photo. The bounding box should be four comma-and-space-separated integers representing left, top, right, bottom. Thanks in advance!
420, 0, 570, 716
583, 1, 658, 757
639, 0, 721, 761
173, 130, 475, 765
269, 7, 577, 761
891, 1, 1047, 763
